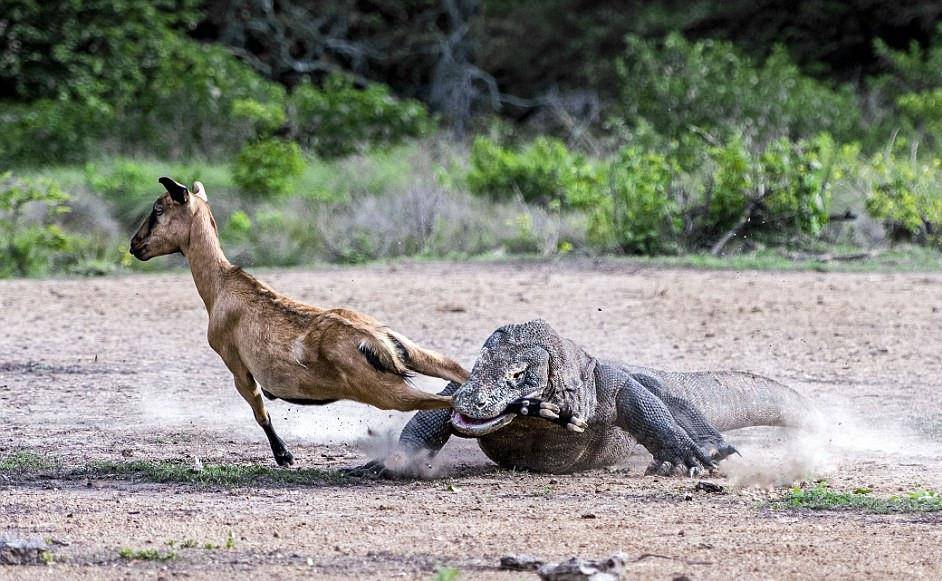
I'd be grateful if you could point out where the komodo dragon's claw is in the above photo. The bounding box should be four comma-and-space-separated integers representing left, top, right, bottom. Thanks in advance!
506, 398, 588, 433
341, 460, 391, 479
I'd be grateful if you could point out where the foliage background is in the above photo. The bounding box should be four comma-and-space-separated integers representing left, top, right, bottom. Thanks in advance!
2, 0, 942, 276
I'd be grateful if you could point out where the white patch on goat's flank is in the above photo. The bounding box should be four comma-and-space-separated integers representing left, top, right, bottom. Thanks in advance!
290, 337, 308, 368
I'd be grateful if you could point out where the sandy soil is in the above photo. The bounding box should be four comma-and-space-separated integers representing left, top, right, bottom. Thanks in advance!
1, 260, 941, 579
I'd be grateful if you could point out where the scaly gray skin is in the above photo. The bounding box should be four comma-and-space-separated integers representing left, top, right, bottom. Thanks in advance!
388, 319, 816, 476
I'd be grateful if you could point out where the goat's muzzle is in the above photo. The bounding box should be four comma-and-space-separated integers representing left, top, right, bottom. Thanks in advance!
129, 240, 149, 261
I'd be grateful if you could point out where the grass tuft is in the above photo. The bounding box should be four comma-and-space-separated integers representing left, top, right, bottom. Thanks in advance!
776, 482, 942, 513
434, 566, 461, 581
118, 548, 177, 562
85, 459, 351, 487
0, 451, 55, 471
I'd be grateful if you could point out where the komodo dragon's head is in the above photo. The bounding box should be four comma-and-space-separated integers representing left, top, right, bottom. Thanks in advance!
450, 319, 597, 436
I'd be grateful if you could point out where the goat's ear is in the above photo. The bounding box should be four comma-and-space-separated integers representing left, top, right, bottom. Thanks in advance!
159, 176, 189, 205
192, 181, 208, 202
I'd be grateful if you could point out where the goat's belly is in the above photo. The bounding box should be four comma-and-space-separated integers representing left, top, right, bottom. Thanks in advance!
477, 421, 635, 474
244, 356, 341, 402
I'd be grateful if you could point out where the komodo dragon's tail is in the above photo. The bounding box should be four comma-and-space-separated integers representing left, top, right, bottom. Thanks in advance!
632, 368, 820, 432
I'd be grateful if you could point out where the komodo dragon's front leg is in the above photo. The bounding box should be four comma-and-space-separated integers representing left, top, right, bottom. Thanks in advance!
613, 372, 720, 476
629, 372, 738, 462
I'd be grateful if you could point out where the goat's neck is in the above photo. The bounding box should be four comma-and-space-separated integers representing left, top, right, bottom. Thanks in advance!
183, 207, 230, 312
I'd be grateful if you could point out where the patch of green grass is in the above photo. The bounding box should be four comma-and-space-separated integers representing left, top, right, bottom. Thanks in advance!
434, 566, 461, 581
167, 532, 235, 551
85, 459, 350, 487
0, 451, 55, 471
118, 548, 177, 562
776, 483, 942, 513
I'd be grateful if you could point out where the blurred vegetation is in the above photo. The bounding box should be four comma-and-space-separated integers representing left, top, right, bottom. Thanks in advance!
2, 1, 942, 277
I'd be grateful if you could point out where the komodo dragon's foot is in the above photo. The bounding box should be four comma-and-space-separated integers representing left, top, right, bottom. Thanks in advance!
644, 432, 719, 477
703, 441, 739, 463
341, 460, 392, 479
505, 398, 589, 433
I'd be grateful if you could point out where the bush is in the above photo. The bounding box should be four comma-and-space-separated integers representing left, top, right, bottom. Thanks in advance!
232, 139, 306, 197
863, 152, 942, 246
701, 134, 835, 241
589, 148, 680, 254
0, 0, 199, 105
0, 1, 283, 162
466, 137, 602, 207
616, 34, 860, 150
872, 27, 942, 99
84, 159, 155, 226
0, 100, 112, 165
126, 39, 286, 159
582, 134, 836, 254
288, 74, 433, 159
0, 173, 72, 277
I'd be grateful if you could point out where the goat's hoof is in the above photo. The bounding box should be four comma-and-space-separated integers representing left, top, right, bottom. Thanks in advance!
275, 450, 295, 467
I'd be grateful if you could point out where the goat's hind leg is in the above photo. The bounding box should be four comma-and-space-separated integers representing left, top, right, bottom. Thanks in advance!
227, 358, 294, 466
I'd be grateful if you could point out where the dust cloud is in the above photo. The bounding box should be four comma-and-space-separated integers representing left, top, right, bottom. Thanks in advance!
723, 398, 942, 488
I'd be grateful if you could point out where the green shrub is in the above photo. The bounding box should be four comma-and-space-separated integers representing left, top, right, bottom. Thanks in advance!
702, 134, 834, 240
0, 1, 281, 162
706, 136, 753, 232
586, 135, 836, 255
502, 213, 542, 254
872, 26, 942, 99
589, 148, 680, 254
757, 134, 834, 238
0, 173, 72, 277
232, 139, 306, 197
896, 89, 942, 147
288, 74, 433, 159
863, 152, 942, 246
616, 34, 860, 150
467, 137, 602, 207
0, 99, 112, 165
221, 210, 253, 244
0, 0, 199, 105
232, 98, 287, 137
84, 159, 154, 225
127, 39, 286, 158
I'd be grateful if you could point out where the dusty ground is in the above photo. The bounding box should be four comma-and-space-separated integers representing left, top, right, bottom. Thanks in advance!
1, 260, 941, 580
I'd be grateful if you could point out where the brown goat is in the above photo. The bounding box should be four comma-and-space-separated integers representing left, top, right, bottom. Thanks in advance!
130, 177, 469, 466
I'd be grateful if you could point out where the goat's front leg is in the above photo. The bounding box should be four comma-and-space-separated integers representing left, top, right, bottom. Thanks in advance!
226, 358, 294, 467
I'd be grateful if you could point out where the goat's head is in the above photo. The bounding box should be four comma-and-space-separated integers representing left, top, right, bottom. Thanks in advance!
130, 177, 208, 261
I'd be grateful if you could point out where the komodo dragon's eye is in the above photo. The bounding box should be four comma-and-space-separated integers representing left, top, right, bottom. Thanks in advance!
512, 369, 526, 382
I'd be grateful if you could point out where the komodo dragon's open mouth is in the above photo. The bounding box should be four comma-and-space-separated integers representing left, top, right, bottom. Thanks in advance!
450, 411, 515, 436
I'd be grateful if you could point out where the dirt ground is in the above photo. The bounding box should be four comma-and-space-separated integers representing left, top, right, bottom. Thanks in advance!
2, 260, 941, 580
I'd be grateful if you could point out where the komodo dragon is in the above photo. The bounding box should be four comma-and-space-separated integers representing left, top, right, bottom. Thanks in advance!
370, 319, 816, 476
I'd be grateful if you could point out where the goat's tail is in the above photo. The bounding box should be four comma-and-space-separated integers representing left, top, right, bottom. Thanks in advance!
387, 331, 470, 384
356, 331, 412, 378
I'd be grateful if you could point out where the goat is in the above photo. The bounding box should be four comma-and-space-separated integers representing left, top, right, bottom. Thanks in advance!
130, 177, 469, 466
